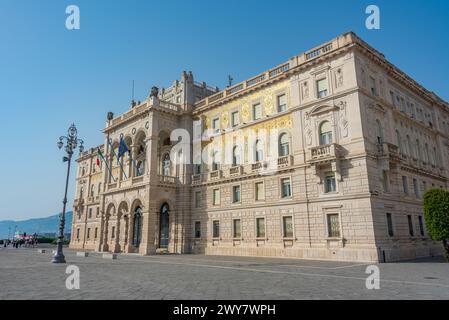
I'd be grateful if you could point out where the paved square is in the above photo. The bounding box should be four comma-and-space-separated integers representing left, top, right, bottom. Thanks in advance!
0, 246, 448, 299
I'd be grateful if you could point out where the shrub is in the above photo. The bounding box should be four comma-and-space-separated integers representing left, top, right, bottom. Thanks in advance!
423, 188, 449, 261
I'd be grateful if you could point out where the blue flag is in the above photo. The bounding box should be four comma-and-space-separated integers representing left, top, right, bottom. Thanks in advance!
118, 137, 129, 164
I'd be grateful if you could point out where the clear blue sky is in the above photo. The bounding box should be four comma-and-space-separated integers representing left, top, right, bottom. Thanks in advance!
0, 0, 448, 220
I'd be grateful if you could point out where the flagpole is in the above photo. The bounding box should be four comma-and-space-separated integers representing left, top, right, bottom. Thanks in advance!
108, 139, 128, 180
98, 149, 116, 182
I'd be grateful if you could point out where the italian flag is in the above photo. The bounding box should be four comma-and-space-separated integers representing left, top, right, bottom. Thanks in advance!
97, 148, 104, 166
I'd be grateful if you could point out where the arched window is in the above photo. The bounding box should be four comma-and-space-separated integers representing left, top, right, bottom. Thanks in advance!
319, 121, 332, 145
162, 153, 170, 176
232, 146, 240, 167
136, 161, 145, 177
255, 140, 264, 162
416, 139, 421, 160
159, 203, 170, 249
406, 135, 412, 157
430, 147, 440, 166
396, 130, 402, 154
132, 207, 142, 248
424, 143, 430, 164
79, 187, 84, 199
376, 119, 384, 145
212, 151, 220, 171
279, 133, 290, 157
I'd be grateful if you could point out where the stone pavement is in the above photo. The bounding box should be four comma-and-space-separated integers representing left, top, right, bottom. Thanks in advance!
0, 246, 448, 300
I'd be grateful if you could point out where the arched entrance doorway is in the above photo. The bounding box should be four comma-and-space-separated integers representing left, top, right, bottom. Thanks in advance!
159, 203, 169, 248
132, 207, 142, 248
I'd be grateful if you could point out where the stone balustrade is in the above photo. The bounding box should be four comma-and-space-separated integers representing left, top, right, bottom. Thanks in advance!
159, 175, 176, 184
209, 170, 222, 180
309, 143, 339, 163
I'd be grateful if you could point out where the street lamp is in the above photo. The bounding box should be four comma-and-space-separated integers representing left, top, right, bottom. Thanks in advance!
52, 124, 84, 263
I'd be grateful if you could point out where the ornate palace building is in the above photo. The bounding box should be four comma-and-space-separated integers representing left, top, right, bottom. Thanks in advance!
70, 32, 449, 262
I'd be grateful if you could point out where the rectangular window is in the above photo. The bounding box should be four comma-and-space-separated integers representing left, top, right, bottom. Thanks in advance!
253, 103, 262, 120
194, 191, 201, 208
325, 172, 337, 193
423, 181, 427, 192
316, 79, 328, 98
76, 228, 80, 240
212, 117, 220, 133
277, 94, 287, 112
256, 217, 265, 238
231, 111, 239, 127
94, 227, 98, 239
418, 216, 425, 236
89, 208, 92, 219
381, 170, 389, 192
407, 215, 414, 237
213, 220, 220, 238
87, 228, 91, 239
281, 178, 292, 198
213, 189, 220, 205
390, 91, 395, 106
402, 176, 409, 194
232, 185, 241, 203
413, 178, 419, 198
233, 219, 241, 238
194, 221, 201, 238
386, 213, 394, 237
369, 76, 377, 96
111, 226, 115, 239
255, 182, 265, 201
283, 216, 293, 238
327, 214, 340, 238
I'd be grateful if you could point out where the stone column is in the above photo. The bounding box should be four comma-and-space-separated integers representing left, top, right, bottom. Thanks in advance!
113, 214, 122, 253
130, 145, 138, 178
122, 215, 129, 252
138, 209, 156, 255
102, 214, 110, 252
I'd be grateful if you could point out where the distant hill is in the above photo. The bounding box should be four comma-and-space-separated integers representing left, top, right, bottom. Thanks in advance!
0, 212, 72, 239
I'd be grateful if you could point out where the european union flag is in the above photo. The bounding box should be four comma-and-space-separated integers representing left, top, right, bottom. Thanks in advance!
118, 137, 129, 164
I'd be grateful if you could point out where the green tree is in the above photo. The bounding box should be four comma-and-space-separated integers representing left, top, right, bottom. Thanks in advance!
423, 189, 449, 261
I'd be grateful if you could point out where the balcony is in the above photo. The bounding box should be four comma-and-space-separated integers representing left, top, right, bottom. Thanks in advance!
159, 175, 177, 184
308, 143, 340, 164
209, 170, 222, 180
107, 182, 117, 190
132, 175, 144, 184
251, 161, 267, 172
73, 198, 84, 208
192, 174, 203, 185
378, 142, 401, 163
229, 165, 243, 177
277, 155, 293, 168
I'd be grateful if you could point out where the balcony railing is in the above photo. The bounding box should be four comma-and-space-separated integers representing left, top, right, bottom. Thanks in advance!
309, 143, 340, 163
229, 165, 243, 176
192, 174, 202, 184
159, 175, 177, 184
73, 198, 84, 207
251, 161, 266, 171
209, 170, 222, 180
277, 155, 293, 168
378, 142, 400, 163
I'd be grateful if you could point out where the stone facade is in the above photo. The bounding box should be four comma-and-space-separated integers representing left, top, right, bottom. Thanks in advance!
70, 32, 448, 262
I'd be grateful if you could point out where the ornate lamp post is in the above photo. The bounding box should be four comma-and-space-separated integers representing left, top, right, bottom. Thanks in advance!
52, 124, 84, 263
